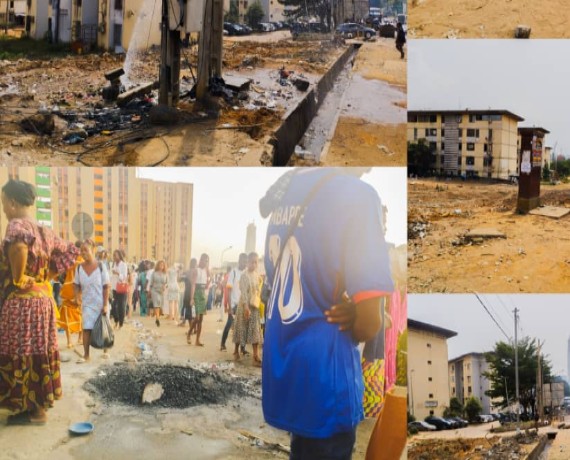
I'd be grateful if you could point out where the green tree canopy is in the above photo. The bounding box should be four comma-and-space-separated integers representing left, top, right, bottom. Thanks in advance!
245, 2, 265, 29
224, 0, 239, 23
408, 139, 435, 177
483, 337, 552, 417
464, 397, 483, 422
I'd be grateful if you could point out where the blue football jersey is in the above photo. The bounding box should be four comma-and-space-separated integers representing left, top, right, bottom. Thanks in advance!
262, 169, 393, 438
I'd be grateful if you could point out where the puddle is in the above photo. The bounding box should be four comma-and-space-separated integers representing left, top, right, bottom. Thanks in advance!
341, 74, 405, 123
85, 363, 260, 408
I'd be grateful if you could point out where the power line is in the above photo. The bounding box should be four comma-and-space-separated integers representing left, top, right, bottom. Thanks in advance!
473, 292, 511, 341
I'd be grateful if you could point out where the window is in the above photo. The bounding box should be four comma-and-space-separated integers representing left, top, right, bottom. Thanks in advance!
427, 343, 432, 348
458, 143, 462, 151
458, 156, 462, 166
430, 410, 434, 416
466, 156, 475, 166
483, 156, 493, 167
414, 128, 418, 140
441, 142, 445, 150
458, 129, 463, 137
452, 387, 455, 395
428, 377, 432, 382
466, 143, 475, 151
467, 376, 471, 383
468, 386, 472, 394
484, 144, 488, 152
427, 360, 432, 365
466, 128, 479, 138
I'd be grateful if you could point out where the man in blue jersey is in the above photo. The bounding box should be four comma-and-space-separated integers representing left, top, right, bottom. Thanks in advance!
260, 168, 393, 460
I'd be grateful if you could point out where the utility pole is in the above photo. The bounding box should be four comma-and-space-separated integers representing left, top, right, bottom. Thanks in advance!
4, 0, 9, 35
514, 307, 520, 426
537, 341, 544, 422
196, 0, 223, 104
159, 0, 181, 106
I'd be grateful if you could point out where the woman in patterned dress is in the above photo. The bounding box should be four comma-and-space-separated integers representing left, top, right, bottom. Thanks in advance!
0, 179, 78, 425
233, 252, 262, 366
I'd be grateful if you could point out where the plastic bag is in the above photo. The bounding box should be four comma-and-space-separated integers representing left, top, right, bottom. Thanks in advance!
90, 313, 115, 349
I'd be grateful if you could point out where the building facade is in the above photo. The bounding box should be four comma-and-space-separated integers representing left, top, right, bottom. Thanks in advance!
245, 221, 256, 253
0, 167, 193, 266
449, 352, 493, 414
408, 319, 457, 420
408, 110, 525, 180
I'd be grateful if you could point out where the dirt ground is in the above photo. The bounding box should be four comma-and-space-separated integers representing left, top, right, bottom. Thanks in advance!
0, 308, 378, 459
0, 37, 343, 167
408, 178, 570, 293
323, 38, 406, 167
408, 435, 540, 460
408, 0, 570, 38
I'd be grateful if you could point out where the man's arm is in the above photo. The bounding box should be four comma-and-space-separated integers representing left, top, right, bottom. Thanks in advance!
352, 296, 385, 342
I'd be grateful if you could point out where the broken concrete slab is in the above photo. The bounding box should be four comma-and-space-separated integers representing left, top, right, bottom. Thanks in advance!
465, 228, 507, 240
116, 82, 154, 107
223, 76, 252, 92
142, 383, 164, 404
528, 206, 570, 219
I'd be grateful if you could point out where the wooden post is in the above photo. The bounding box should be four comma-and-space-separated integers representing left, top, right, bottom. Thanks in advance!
196, 0, 223, 103
159, 0, 181, 106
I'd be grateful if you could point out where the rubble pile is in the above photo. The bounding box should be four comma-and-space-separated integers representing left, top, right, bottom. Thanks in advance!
84, 363, 260, 408
409, 434, 541, 460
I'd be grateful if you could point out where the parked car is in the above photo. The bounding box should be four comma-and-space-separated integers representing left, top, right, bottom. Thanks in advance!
335, 23, 376, 40
408, 421, 437, 432
449, 417, 469, 428
424, 416, 453, 431
224, 22, 241, 36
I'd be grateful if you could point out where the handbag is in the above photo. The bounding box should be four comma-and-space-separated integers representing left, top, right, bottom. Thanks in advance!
116, 282, 129, 294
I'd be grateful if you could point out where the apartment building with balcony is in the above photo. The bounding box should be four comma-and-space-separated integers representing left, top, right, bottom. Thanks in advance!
408, 109, 524, 180
448, 352, 493, 414
408, 319, 457, 420
0, 168, 193, 266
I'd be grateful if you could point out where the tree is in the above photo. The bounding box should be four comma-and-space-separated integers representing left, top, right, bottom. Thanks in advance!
408, 139, 435, 177
464, 397, 483, 422
542, 161, 551, 181
224, 0, 239, 23
483, 337, 552, 417
245, 2, 264, 29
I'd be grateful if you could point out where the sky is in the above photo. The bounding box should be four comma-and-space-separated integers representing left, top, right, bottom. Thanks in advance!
409, 294, 570, 379
138, 167, 407, 266
409, 39, 570, 158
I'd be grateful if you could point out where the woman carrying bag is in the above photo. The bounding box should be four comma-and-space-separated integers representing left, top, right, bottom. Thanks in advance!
74, 239, 111, 363
110, 249, 129, 329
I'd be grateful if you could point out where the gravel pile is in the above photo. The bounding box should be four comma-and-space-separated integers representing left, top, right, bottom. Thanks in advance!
84, 363, 260, 408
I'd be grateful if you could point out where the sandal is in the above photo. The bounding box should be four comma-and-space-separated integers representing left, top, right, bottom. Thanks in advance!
76, 357, 90, 364
7, 411, 46, 426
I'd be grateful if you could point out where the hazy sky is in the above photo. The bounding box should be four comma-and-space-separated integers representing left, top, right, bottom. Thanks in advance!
409, 40, 570, 157
409, 294, 570, 378
138, 168, 407, 265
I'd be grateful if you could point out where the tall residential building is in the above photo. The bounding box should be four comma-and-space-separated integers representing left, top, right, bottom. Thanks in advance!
449, 352, 493, 414
245, 221, 256, 254
408, 319, 457, 420
0, 168, 193, 266
407, 109, 526, 180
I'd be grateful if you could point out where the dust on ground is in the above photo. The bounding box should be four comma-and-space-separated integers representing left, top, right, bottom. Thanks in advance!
408, 434, 541, 460
408, 178, 570, 293
321, 38, 406, 167
0, 310, 376, 460
0, 37, 343, 167
408, 0, 570, 38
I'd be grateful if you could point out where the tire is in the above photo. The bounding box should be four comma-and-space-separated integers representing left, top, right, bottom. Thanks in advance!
347, 32, 354, 39
365, 31, 372, 39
